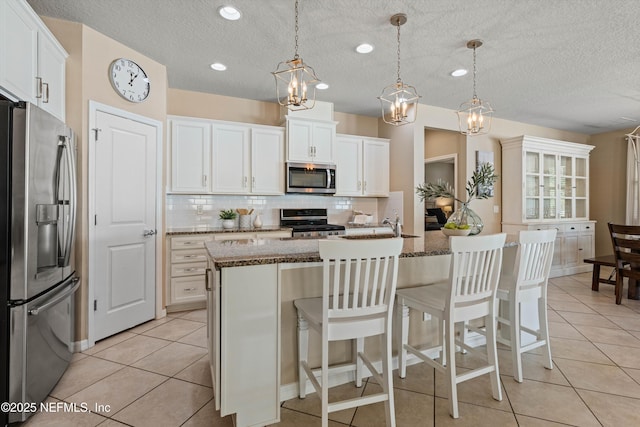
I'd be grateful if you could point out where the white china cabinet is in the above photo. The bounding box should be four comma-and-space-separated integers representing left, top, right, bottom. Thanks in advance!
501, 135, 595, 277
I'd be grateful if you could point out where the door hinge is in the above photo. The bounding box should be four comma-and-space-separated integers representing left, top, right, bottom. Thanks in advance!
94, 299, 97, 311
94, 215, 97, 226
92, 128, 102, 141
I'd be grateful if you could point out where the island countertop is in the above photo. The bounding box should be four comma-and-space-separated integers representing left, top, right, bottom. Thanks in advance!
204, 231, 516, 269
166, 225, 291, 236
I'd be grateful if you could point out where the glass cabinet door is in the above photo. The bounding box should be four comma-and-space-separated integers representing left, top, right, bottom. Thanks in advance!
525, 151, 541, 220
574, 156, 588, 218
542, 154, 557, 219
559, 155, 572, 219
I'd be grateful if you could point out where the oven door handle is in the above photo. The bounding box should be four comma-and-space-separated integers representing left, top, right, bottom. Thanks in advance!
28, 277, 80, 316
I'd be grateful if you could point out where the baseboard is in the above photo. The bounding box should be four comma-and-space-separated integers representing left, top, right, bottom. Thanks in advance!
73, 339, 90, 352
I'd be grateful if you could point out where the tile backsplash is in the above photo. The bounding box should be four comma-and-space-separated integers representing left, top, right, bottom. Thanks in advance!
165, 194, 381, 228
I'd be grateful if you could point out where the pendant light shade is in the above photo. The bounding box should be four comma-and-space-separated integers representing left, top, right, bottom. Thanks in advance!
272, 0, 318, 111
457, 39, 493, 136
378, 14, 420, 126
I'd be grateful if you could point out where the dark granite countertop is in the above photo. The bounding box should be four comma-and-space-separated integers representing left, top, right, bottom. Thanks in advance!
166, 225, 291, 236
205, 231, 519, 269
203, 231, 514, 269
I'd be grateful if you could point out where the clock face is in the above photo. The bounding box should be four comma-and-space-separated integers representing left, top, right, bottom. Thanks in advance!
109, 58, 150, 102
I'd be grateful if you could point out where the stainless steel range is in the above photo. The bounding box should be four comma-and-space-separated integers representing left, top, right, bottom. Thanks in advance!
280, 208, 345, 238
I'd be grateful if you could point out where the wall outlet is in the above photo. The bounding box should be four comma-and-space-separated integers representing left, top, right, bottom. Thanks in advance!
493, 205, 499, 214
196, 205, 204, 215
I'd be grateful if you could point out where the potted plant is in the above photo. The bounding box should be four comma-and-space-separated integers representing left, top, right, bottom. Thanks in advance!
416, 162, 498, 235
219, 209, 237, 229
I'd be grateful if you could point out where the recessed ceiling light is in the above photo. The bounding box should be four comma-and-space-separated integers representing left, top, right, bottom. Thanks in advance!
210, 62, 227, 71
218, 5, 241, 21
451, 68, 468, 77
316, 82, 329, 90
356, 43, 374, 54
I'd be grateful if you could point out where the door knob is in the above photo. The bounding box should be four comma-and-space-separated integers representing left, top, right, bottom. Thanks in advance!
143, 229, 157, 237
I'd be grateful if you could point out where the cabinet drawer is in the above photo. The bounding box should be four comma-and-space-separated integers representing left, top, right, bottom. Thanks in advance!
170, 277, 206, 303
562, 223, 594, 233
171, 261, 207, 277
171, 248, 208, 263
171, 235, 212, 249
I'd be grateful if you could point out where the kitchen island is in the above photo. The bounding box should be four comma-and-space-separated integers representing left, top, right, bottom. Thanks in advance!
205, 232, 516, 427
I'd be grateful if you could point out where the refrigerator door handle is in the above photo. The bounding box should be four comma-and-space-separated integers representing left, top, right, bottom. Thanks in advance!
28, 277, 80, 316
59, 134, 77, 268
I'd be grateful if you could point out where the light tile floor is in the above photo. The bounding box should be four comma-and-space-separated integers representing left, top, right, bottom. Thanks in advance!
23, 271, 640, 426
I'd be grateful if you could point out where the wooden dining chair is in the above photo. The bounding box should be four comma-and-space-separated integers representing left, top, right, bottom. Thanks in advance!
608, 223, 640, 304
295, 238, 403, 427
396, 233, 506, 418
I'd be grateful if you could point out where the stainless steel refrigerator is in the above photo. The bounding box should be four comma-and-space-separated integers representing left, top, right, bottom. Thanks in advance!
0, 100, 79, 425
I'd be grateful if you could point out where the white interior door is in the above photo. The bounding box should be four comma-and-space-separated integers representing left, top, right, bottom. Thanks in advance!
93, 110, 157, 341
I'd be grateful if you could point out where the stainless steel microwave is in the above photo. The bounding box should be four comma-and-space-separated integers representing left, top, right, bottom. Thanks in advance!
286, 162, 336, 194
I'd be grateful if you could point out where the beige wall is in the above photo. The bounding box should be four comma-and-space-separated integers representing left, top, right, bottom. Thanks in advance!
43, 17, 168, 341
168, 88, 378, 137
381, 103, 591, 236
589, 128, 630, 255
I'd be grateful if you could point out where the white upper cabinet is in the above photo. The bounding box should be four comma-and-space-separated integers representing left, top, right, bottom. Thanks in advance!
501, 135, 594, 224
251, 127, 285, 195
168, 117, 285, 195
36, 31, 66, 120
335, 134, 389, 197
335, 135, 362, 196
211, 123, 251, 194
169, 118, 212, 193
0, 0, 67, 121
286, 117, 336, 164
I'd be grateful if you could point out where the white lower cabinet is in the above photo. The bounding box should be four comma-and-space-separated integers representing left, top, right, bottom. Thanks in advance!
166, 235, 213, 311
166, 231, 291, 311
208, 263, 280, 427
502, 221, 595, 277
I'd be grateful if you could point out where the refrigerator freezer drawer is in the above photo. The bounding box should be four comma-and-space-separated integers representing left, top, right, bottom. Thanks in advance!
8, 277, 80, 424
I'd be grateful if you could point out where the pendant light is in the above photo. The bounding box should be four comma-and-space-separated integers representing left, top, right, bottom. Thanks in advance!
272, 0, 319, 111
457, 39, 494, 136
378, 13, 420, 126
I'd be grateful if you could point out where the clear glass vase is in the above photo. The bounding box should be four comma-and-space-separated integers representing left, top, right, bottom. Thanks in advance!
446, 203, 484, 235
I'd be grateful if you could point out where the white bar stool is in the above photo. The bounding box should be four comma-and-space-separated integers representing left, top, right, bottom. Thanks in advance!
494, 229, 557, 382
396, 233, 506, 418
295, 238, 403, 427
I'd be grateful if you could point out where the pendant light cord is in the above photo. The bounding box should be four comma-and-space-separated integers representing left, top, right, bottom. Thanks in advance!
472, 45, 478, 100
293, 0, 300, 60
396, 22, 402, 83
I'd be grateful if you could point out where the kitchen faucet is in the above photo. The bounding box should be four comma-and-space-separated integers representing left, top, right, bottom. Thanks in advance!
382, 214, 402, 237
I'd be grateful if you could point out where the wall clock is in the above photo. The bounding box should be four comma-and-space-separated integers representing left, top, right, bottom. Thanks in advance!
109, 58, 150, 102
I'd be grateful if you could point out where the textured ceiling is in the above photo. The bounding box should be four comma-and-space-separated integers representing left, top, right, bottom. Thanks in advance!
27, 0, 640, 135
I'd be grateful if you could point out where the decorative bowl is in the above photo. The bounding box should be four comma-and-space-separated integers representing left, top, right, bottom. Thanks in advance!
441, 227, 471, 237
